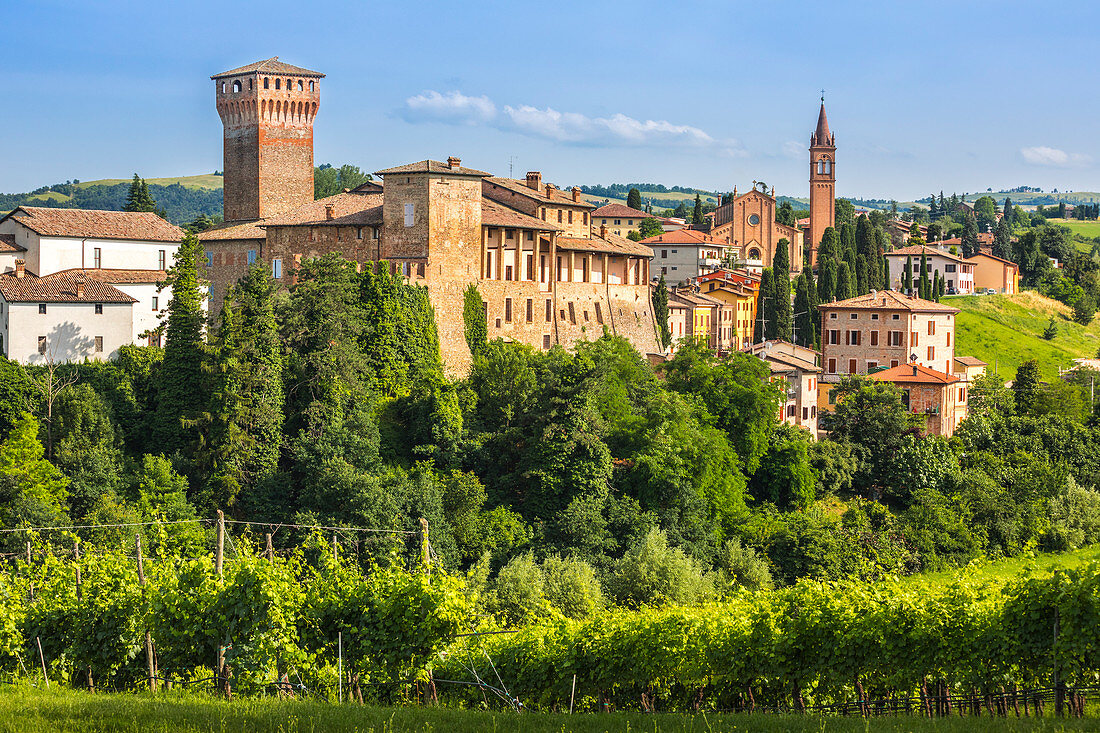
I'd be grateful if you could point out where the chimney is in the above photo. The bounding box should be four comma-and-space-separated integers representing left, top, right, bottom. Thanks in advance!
600, 223, 608, 239
15, 259, 25, 279
526, 171, 542, 191
545, 183, 554, 199
325, 204, 335, 221
76, 278, 86, 299
912, 364, 918, 377
447, 156, 462, 170
571, 186, 582, 203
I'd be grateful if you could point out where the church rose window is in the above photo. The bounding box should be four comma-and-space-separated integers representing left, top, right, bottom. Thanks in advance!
749, 214, 760, 226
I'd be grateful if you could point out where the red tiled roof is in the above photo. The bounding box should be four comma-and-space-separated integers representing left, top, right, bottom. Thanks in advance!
376, 160, 489, 177
74, 268, 167, 284
4, 207, 184, 242
260, 192, 384, 228
484, 177, 595, 209
196, 220, 267, 242
212, 57, 324, 79
556, 230, 652, 257
0, 233, 25, 253
0, 269, 137, 303
481, 200, 560, 231
669, 289, 723, 307
641, 229, 726, 246
966, 251, 1018, 268
886, 245, 966, 263
869, 362, 959, 385
592, 203, 654, 219
819, 290, 959, 314
954, 356, 987, 367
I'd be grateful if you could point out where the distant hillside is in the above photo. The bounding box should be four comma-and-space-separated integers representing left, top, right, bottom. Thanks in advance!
950, 291, 1100, 378
1, 174, 223, 225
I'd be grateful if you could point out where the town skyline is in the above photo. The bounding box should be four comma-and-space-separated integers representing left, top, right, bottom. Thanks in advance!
2, 1, 1098, 199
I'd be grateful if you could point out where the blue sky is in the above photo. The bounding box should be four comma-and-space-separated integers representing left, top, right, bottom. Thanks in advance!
2, 0, 1098, 201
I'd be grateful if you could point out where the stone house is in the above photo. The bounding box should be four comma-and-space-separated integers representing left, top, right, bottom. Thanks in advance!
868, 362, 967, 437
750, 340, 820, 436
884, 244, 975, 295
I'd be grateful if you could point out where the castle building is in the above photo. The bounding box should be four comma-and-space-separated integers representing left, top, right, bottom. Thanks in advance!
708, 182, 803, 274
198, 59, 659, 373
806, 100, 836, 264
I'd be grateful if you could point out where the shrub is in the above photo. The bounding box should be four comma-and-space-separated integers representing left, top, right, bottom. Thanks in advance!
542, 554, 603, 619
490, 553, 549, 625
715, 538, 773, 592
1043, 482, 1100, 551
607, 528, 712, 607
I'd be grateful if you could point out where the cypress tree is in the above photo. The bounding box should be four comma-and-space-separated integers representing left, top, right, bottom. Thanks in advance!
932, 270, 942, 302
627, 188, 642, 211
652, 275, 671, 348
855, 216, 875, 260
919, 249, 930, 298
835, 261, 853, 301
692, 194, 703, 225
841, 222, 857, 263
962, 216, 979, 258
153, 233, 207, 457
773, 241, 792, 341
883, 256, 892, 291
1003, 197, 1014, 227
929, 194, 939, 219
793, 272, 815, 348
463, 283, 488, 356
904, 255, 913, 293
817, 226, 840, 264
758, 268, 777, 342
993, 218, 1012, 260
818, 257, 837, 304
807, 267, 819, 347
855, 254, 869, 296
1012, 359, 1042, 415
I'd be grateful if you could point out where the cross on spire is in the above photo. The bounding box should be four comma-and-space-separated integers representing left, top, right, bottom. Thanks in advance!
820, 89, 825, 103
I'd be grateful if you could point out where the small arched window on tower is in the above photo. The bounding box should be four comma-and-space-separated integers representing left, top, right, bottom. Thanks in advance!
275, 78, 281, 90
297, 79, 303, 91
232, 80, 242, 93
309, 80, 315, 92
249, 78, 253, 91
816, 160, 824, 175
220, 81, 226, 93
263, 77, 270, 89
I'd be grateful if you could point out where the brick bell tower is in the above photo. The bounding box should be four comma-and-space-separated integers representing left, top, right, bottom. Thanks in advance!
808, 95, 836, 265
212, 57, 324, 222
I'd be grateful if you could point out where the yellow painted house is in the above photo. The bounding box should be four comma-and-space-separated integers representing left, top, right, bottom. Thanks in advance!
697, 280, 758, 351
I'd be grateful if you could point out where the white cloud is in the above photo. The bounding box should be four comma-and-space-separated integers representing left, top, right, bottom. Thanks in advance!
1020, 146, 1092, 168
401, 90, 496, 124
400, 90, 741, 154
781, 140, 804, 158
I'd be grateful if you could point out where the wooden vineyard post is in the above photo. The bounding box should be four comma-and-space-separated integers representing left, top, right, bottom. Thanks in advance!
419, 518, 430, 574
136, 535, 156, 692
25, 541, 31, 565
332, 534, 338, 563
265, 533, 273, 561
215, 510, 225, 694
36, 637, 49, 688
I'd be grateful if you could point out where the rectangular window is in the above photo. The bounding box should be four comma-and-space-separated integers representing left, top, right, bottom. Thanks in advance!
272, 259, 283, 279
802, 407, 809, 420
205, 251, 213, 267
356, 228, 363, 240
152, 296, 159, 311
506, 230, 514, 240
850, 313, 858, 320
661, 250, 667, 258
404, 203, 414, 227
568, 211, 573, 224
526, 254, 534, 280
892, 313, 901, 320
372, 227, 379, 240
557, 210, 563, 223
526, 298, 533, 323
93, 247, 101, 268
947, 332, 952, 347
545, 299, 552, 322
526, 231, 534, 241
928, 345, 935, 361
848, 358, 857, 374
829, 313, 837, 319
583, 213, 588, 225
39, 303, 47, 314
871, 313, 879, 320
867, 360, 878, 370
787, 404, 797, 418
540, 208, 546, 220
94, 303, 103, 315
158, 250, 166, 270
928, 320, 936, 336
870, 330, 879, 346
505, 298, 512, 323
945, 264, 957, 273
891, 359, 899, 367
828, 358, 837, 373
595, 302, 603, 324
38, 336, 47, 354
828, 329, 839, 345
94, 336, 103, 353
811, 406, 817, 418
543, 334, 551, 349
248, 250, 257, 265
911, 331, 919, 347
889, 330, 902, 346
568, 302, 576, 324
505, 265, 513, 281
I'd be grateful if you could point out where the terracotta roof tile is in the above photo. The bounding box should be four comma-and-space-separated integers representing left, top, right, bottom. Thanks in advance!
0, 269, 137, 303
954, 356, 987, 367
0, 233, 25, 253
376, 160, 489, 177
869, 362, 960, 385
556, 230, 652, 257
592, 203, 654, 219
74, 268, 167, 284
819, 290, 959, 314
260, 192, 384, 228
886, 244, 967, 262
196, 220, 267, 241
481, 200, 560, 231
967, 251, 1018, 268
5, 207, 184, 242
212, 57, 324, 79
484, 178, 595, 209
640, 229, 726, 246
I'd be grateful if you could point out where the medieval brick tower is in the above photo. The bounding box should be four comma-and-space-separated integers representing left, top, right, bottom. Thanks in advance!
808, 99, 836, 265
212, 57, 324, 223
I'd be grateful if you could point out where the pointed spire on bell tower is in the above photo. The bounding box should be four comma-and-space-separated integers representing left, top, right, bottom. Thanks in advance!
812, 90, 833, 146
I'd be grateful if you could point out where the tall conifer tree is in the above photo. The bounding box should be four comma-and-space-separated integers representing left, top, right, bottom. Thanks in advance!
835, 261, 853, 301
773, 242, 792, 341
904, 254, 913, 293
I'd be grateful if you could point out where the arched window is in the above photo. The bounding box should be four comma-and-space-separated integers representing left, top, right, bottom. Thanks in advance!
220, 81, 226, 93
297, 79, 303, 91
232, 80, 242, 93
249, 78, 253, 91
275, 78, 281, 90
816, 160, 823, 174
309, 80, 315, 92
749, 248, 761, 260
263, 77, 270, 89
286, 79, 292, 90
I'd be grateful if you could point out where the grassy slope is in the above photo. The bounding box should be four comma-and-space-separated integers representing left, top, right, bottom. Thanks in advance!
908, 545, 1100, 589
948, 291, 1100, 378
1045, 218, 1100, 248
75, 174, 225, 190
2, 687, 1098, 733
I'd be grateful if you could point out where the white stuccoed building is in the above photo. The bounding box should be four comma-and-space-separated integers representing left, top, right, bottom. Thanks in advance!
0, 207, 192, 363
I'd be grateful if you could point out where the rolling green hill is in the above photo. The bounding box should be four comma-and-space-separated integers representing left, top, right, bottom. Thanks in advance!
948, 291, 1100, 379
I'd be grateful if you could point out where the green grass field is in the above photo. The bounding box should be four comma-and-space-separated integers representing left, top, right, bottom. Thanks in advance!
907, 545, 1100, 589
1, 687, 1098, 733
949, 291, 1100, 378
73, 174, 225, 191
